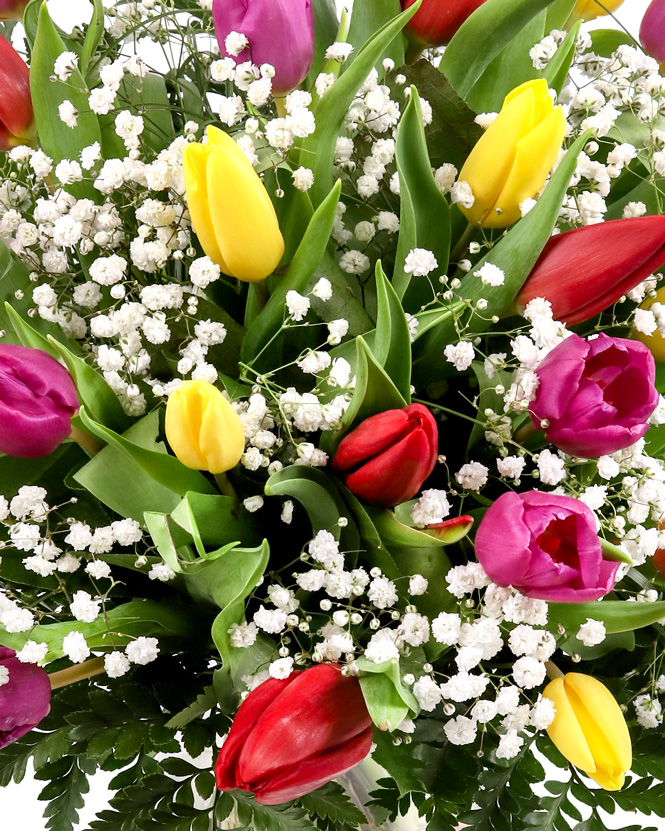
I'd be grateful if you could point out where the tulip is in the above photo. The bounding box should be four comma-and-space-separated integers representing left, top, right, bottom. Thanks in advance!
641, 1, 665, 69
457, 79, 565, 229
401, 0, 487, 50
423, 515, 474, 544
0, 647, 51, 749
516, 216, 665, 325
165, 379, 245, 475
530, 333, 658, 458
632, 286, 665, 362
212, 0, 314, 96
0, 34, 34, 151
474, 490, 619, 602
331, 403, 438, 508
0, 0, 28, 19
571, 0, 624, 22
0, 344, 78, 458
543, 672, 631, 790
183, 126, 284, 282
216, 664, 373, 804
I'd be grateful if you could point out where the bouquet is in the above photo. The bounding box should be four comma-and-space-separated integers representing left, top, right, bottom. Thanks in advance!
2, 0, 665, 828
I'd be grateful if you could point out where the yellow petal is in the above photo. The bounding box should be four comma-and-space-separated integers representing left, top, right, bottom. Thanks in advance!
486, 105, 566, 228
631, 286, 665, 362
565, 673, 632, 777
543, 678, 597, 773
458, 85, 538, 225
206, 131, 284, 282
574, 0, 624, 21
182, 143, 229, 271
199, 384, 246, 474
165, 381, 208, 470
587, 768, 626, 791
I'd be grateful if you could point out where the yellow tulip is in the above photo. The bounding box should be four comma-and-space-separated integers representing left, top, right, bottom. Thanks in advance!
183, 125, 284, 282
165, 379, 245, 474
631, 286, 665, 362
457, 79, 566, 228
543, 673, 631, 791
572, 0, 624, 22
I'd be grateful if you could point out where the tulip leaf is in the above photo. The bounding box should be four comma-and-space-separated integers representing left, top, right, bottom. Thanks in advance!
30, 2, 102, 202
262, 167, 314, 265
144, 511, 191, 575
374, 262, 412, 400
171, 492, 260, 550
346, 0, 405, 71
543, 21, 581, 96
80, 0, 104, 78
412, 129, 590, 386
241, 179, 342, 369
306, 0, 340, 90
547, 599, 665, 636
440, 0, 562, 102
78, 405, 217, 498
4, 302, 60, 359
301, 0, 422, 207
468, 360, 515, 451
393, 87, 451, 308
357, 656, 420, 732
590, 28, 638, 57
345, 337, 407, 433
0, 600, 203, 662
47, 336, 130, 435
545, 0, 577, 28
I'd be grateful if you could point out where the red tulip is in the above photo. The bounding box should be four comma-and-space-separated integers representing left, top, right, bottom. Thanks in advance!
640, 0, 665, 66
331, 403, 438, 508
216, 664, 373, 805
401, 0, 487, 49
515, 216, 665, 325
0, 34, 33, 150
0, 0, 28, 19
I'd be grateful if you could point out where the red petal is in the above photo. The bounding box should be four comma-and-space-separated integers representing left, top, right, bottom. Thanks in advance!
332, 409, 410, 472
0, 34, 32, 140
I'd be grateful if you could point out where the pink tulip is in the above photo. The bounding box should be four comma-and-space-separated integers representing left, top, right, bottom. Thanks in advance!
331, 404, 439, 507
529, 333, 658, 458
0, 345, 79, 458
216, 664, 373, 804
212, 0, 314, 96
475, 491, 619, 602
640, 0, 665, 65
0, 647, 51, 748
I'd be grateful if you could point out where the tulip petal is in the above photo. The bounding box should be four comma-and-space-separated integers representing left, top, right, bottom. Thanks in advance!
253, 725, 373, 805
331, 409, 411, 472
199, 386, 246, 473
183, 143, 229, 271
474, 490, 532, 587
543, 678, 597, 774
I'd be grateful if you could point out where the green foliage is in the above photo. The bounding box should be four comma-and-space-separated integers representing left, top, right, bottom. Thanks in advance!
233, 791, 319, 831
346, 0, 404, 71
299, 782, 367, 830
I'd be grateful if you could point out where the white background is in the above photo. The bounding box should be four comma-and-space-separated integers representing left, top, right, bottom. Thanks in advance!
0, 0, 661, 828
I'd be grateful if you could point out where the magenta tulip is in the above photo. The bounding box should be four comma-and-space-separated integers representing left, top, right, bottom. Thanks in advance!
475, 491, 619, 602
0, 34, 34, 150
331, 403, 439, 507
0, 647, 51, 748
529, 333, 658, 458
641, 0, 665, 65
215, 664, 373, 805
515, 216, 665, 325
0, 345, 79, 458
212, 0, 314, 96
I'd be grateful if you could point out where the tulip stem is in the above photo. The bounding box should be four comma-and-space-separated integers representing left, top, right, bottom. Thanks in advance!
545, 660, 565, 680
70, 424, 104, 456
274, 96, 287, 118
253, 280, 270, 311
215, 472, 239, 506
405, 41, 424, 64
449, 222, 475, 264
513, 420, 539, 445
49, 656, 106, 690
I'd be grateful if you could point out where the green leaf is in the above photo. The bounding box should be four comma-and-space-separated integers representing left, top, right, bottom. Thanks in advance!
241, 179, 342, 368
543, 21, 581, 96
171, 491, 260, 549
373, 261, 412, 399
590, 27, 638, 57
357, 655, 420, 731
346, 0, 404, 70
440, 0, 560, 103
30, 2, 101, 201
233, 792, 319, 831
4, 302, 59, 358
393, 88, 451, 308
74, 410, 182, 523
299, 781, 367, 827
301, 1, 421, 207
144, 511, 192, 574
165, 686, 217, 730
306, 0, 340, 89
80, 0, 104, 77
342, 336, 407, 432
40, 756, 91, 831
78, 405, 216, 498
548, 598, 665, 636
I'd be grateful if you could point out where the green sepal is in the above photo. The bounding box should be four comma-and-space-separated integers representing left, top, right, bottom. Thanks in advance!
599, 538, 633, 565
356, 656, 420, 732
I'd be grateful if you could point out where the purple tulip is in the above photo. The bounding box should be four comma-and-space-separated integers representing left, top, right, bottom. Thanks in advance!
640, 0, 665, 65
0, 647, 51, 748
475, 491, 619, 602
212, 0, 314, 95
529, 333, 658, 458
0, 345, 79, 458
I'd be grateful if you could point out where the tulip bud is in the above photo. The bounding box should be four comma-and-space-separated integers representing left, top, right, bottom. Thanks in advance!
165, 379, 245, 474
216, 664, 373, 804
640, 0, 665, 68
457, 79, 565, 228
543, 672, 631, 790
0, 34, 34, 151
183, 126, 284, 282
212, 0, 314, 96
516, 216, 665, 325
530, 333, 658, 458
401, 0, 487, 50
331, 404, 439, 508
0, 647, 51, 749
0, 0, 29, 20
423, 515, 474, 544
571, 0, 624, 22
475, 491, 619, 602
0, 345, 79, 458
